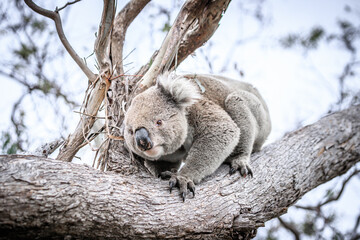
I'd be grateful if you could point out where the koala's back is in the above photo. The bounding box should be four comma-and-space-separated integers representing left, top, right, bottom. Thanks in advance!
183, 74, 269, 111
183, 73, 271, 152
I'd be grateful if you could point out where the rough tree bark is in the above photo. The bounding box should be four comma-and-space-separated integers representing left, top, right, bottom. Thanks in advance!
1, 105, 359, 239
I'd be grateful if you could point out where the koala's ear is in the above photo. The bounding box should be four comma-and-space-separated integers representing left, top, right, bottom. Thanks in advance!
156, 72, 201, 109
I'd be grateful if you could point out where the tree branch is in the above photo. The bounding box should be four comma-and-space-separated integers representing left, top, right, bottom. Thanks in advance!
55, 0, 81, 12
295, 169, 360, 211
55, 80, 105, 162
136, 0, 230, 92
278, 217, 301, 240
94, 0, 116, 74
56, 0, 116, 162
24, 0, 96, 82
169, 0, 231, 70
138, 0, 208, 89
111, 0, 150, 75
1, 105, 359, 239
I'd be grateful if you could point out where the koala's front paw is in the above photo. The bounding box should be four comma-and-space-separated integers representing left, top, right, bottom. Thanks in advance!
160, 171, 195, 202
229, 157, 253, 178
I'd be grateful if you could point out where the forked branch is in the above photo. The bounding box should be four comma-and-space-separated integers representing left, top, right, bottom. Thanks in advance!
139, 0, 206, 89
56, 0, 116, 162
24, 0, 96, 82
138, 0, 231, 90
111, 0, 151, 75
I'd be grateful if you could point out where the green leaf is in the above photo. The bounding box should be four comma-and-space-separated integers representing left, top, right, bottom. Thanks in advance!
161, 22, 171, 33
13, 43, 37, 61
7, 143, 18, 154
280, 34, 299, 48
31, 19, 47, 33
39, 79, 53, 94
302, 217, 316, 236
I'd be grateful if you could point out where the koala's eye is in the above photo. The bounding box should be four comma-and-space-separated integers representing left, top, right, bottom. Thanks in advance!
156, 120, 163, 126
128, 129, 134, 135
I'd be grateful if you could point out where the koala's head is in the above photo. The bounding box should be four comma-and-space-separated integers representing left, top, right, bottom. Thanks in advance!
124, 73, 201, 160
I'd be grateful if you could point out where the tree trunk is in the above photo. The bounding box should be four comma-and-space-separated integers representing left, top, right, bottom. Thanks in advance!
1, 105, 359, 239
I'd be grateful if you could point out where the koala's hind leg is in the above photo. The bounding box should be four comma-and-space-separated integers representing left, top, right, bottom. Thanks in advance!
225, 91, 260, 177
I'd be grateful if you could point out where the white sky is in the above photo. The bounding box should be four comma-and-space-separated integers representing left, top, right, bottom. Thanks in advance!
0, 0, 359, 238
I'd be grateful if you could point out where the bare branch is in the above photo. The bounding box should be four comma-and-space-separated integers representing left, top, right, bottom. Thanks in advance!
111, 0, 150, 75
137, 0, 230, 90
170, 0, 231, 70
295, 169, 360, 211
73, 110, 105, 119
139, 0, 207, 89
56, 78, 105, 162
278, 217, 301, 240
94, 0, 116, 73
56, 0, 116, 162
24, 0, 96, 82
33, 139, 64, 157
55, 0, 81, 13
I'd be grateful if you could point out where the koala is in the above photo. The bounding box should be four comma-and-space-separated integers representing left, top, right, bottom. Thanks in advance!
124, 72, 271, 201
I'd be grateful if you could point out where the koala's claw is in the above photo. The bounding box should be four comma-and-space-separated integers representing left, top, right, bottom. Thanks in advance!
188, 182, 195, 197
169, 180, 175, 193
230, 161, 253, 178
160, 171, 195, 201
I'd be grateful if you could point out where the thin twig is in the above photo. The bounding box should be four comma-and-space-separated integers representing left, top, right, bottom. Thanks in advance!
296, 169, 360, 210
73, 111, 106, 119
277, 217, 301, 240
24, 0, 96, 82
92, 137, 108, 169
103, 75, 125, 141
55, 0, 81, 12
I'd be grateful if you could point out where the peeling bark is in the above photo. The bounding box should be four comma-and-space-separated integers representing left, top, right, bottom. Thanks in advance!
56, 0, 116, 162
111, 0, 150, 75
169, 0, 231, 70
1, 105, 359, 239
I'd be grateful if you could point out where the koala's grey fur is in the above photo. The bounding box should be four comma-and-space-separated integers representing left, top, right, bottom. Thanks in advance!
124, 72, 271, 200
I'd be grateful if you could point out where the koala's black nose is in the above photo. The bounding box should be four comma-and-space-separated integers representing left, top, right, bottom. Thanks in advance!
135, 127, 153, 151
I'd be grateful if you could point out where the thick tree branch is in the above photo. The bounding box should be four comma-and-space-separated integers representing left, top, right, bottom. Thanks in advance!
137, 0, 230, 91
24, 0, 96, 82
111, 0, 150, 75
56, 80, 106, 162
56, 0, 116, 162
94, 0, 116, 74
169, 0, 231, 70
1, 105, 359, 239
139, 0, 208, 89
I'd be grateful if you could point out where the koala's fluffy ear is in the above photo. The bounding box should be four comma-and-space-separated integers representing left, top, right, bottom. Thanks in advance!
157, 72, 201, 109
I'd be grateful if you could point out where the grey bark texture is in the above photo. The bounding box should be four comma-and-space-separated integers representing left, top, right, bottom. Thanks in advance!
0, 105, 359, 239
